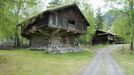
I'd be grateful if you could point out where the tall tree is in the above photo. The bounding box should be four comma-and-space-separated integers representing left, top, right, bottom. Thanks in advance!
110, 13, 130, 42
47, 0, 61, 9
82, 3, 96, 44
96, 8, 103, 30
12, 0, 39, 47
128, 0, 134, 51
0, 0, 38, 47
106, 0, 134, 51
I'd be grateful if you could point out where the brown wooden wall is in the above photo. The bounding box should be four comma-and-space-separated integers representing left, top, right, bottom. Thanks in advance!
30, 35, 49, 48
22, 6, 88, 38
48, 7, 87, 34
58, 7, 87, 33
29, 29, 77, 48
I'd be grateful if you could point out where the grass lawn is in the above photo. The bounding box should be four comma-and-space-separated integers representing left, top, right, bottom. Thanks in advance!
113, 45, 134, 75
0, 49, 94, 75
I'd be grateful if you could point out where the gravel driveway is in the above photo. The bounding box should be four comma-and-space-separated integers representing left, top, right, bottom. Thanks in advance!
81, 45, 125, 75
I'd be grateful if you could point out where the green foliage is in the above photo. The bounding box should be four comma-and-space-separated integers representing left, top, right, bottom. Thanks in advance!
47, 0, 81, 9
110, 14, 130, 42
109, 0, 134, 44
102, 9, 119, 31
0, 0, 16, 43
96, 8, 103, 30
47, 0, 62, 8
106, 0, 134, 50
0, 0, 38, 46
82, 5, 96, 44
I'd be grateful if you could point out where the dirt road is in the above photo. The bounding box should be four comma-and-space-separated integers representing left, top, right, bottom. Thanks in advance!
81, 45, 125, 75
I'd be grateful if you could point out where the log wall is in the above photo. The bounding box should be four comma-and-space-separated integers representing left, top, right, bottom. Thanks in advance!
29, 30, 82, 53
30, 35, 49, 48
22, 6, 88, 53
48, 7, 87, 34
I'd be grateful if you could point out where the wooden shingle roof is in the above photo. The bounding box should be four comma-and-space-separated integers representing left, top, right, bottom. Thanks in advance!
19, 3, 90, 27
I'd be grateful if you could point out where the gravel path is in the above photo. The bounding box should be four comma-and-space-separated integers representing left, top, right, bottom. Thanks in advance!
81, 45, 125, 75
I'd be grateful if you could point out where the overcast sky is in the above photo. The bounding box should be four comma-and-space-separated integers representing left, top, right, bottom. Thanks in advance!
38, 0, 123, 15
39, 0, 106, 10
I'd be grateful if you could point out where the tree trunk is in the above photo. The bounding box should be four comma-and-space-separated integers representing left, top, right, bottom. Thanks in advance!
130, 41, 133, 51
130, 26, 133, 51
13, 29, 20, 48
13, 4, 21, 48
129, 0, 134, 51
130, 21, 133, 51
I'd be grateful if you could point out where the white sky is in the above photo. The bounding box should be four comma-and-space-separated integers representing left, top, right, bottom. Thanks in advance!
88, 0, 108, 14
89, 0, 124, 14
38, 0, 123, 15
39, 0, 106, 11
38, 0, 51, 10
89, 0, 106, 10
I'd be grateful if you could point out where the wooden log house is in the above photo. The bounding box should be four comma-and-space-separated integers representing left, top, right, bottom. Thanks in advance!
92, 30, 122, 45
20, 4, 90, 53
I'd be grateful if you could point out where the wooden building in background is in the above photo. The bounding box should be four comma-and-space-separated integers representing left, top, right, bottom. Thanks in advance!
92, 30, 123, 45
20, 4, 90, 53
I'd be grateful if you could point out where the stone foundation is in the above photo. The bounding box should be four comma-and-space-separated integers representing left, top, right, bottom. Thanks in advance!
30, 46, 85, 54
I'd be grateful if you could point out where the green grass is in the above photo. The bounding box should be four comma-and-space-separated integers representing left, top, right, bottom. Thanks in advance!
0, 49, 94, 75
113, 45, 134, 75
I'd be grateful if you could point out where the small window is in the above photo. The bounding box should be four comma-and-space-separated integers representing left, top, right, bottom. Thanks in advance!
69, 19, 75, 25
52, 15, 56, 25
49, 14, 57, 25
58, 15, 63, 26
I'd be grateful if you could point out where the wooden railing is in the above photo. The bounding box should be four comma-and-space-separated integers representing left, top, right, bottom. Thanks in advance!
67, 24, 76, 32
